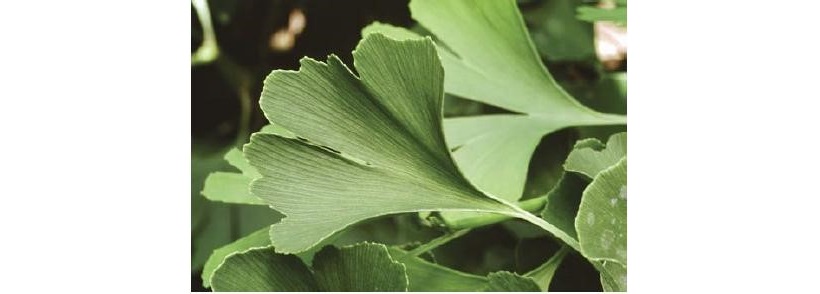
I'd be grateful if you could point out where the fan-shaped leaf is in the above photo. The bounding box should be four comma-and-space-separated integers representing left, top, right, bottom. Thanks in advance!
313, 243, 408, 291
363, 0, 625, 210
210, 246, 318, 292
486, 271, 541, 292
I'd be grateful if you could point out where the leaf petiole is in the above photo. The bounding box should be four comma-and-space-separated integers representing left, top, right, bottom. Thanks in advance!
403, 229, 471, 258
441, 196, 548, 230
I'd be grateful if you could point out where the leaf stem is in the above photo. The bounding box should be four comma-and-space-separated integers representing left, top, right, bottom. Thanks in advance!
512, 208, 581, 252
404, 229, 471, 258
444, 196, 547, 230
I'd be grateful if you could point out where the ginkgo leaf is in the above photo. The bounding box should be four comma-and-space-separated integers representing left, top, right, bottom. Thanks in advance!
577, 157, 626, 265
363, 0, 626, 209
387, 247, 489, 291
565, 132, 627, 179
210, 246, 319, 292
313, 243, 408, 291
200, 125, 294, 205
599, 260, 627, 292
201, 171, 264, 205
443, 115, 553, 200
541, 172, 588, 240
201, 148, 265, 205
245, 34, 577, 254
209, 243, 410, 292
486, 271, 541, 292
202, 227, 270, 288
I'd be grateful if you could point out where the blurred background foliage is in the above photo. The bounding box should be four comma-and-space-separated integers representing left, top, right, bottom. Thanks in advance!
192, 0, 625, 291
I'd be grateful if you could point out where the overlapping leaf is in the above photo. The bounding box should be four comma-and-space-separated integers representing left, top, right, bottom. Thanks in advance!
245, 34, 574, 254
563, 133, 627, 291
363, 0, 625, 212
210, 243, 407, 292
210, 246, 318, 292
202, 227, 270, 288
599, 260, 627, 292
565, 132, 627, 179
201, 125, 293, 205
540, 172, 588, 240
313, 243, 408, 291
486, 271, 541, 292
576, 158, 627, 265
387, 247, 489, 291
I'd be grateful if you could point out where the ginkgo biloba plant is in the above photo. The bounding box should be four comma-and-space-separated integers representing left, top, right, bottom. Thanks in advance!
199, 0, 626, 292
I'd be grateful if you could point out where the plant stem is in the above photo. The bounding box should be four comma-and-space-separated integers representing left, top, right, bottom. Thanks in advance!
512, 208, 581, 252
438, 195, 581, 252
444, 196, 547, 230
404, 229, 471, 258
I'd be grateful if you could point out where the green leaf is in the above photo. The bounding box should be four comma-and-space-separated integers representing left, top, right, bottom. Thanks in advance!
313, 243, 408, 291
201, 125, 294, 206
245, 34, 576, 254
387, 247, 489, 291
210, 246, 319, 292
202, 227, 270, 288
599, 260, 627, 292
525, 246, 571, 291
541, 172, 588, 240
209, 242, 412, 292
443, 115, 553, 201
363, 0, 625, 207
577, 7, 627, 25
486, 271, 541, 292
577, 157, 626, 265
201, 171, 264, 205
565, 132, 627, 179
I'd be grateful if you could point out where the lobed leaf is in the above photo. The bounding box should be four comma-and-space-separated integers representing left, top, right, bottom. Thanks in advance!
202, 227, 270, 288
486, 271, 541, 292
313, 243, 408, 291
363, 0, 626, 210
201, 171, 264, 205
565, 132, 627, 179
200, 125, 293, 206
210, 243, 409, 292
246, 34, 546, 254
387, 247, 489, 291
210, 246, 318, 292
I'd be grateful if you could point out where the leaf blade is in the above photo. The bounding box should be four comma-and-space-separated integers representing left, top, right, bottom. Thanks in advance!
201, 227, 270, 288
246, 34, 519, 254
565, 132, 627, 179
210, 246, 319, 292
486, 271, 541, 292
313, 243, 408, 291
576, 157, 627, 265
